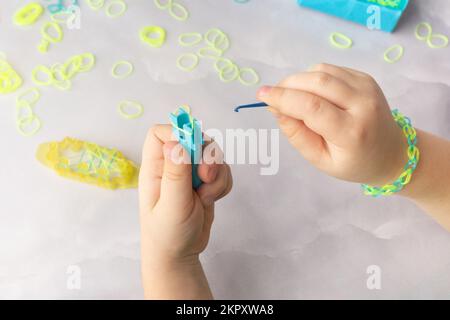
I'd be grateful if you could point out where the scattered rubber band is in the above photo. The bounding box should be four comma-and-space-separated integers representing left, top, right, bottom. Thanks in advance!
383, 44, 404, 63
238, 67, 260, 86
17, 116, 42, 137
178, 32, 203, 47
38, 21, 64, 53
105, 0, 127, 18
16, 87, 41, 106
118, 101, 144, 119
154, 0, 189, 22
140, 26, 167, 48
0, 57, 23, 94
197, 47, 223, 59
415, 22, 448, 49
219, 63, 239, 83
329, 32, 353, 49
32, 65, 55, 86
86, 0, 105, 10
111, 61, 134, 79
176, 53, 199, 72
14, 2, 44, 26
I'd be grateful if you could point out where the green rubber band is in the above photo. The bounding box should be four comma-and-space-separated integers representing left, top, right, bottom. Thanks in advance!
329, 32, 353, 49
169, 2, 189, 22
14, 2, 44, 26
214, 57, 234, 73
178, 32, 203, 47
205, 28, 230, 53
238, 67, 260, 86
219, 63, 239, 83
415, 22, 448, 49
383, 44, 404, 63
16, 87, 41, 106
105, 0, 127, 18
197, 47, 223, 59
15, 101, 34, 120
32, 65, 55, 86
140, 26, 166, 48
76, 53, 96, 72
111, 60, 134, 79
86, 0, 105, 10
41, 21, 64, 43
176, 53, 199, 72
415, 22, 432, 41
427, 34, 449, 49
16, 115, 42, 137
118, 101, 144, 119
154, 0, 172, 9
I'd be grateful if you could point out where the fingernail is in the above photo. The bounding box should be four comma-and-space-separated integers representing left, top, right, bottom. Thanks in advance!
257, 85, 273, 98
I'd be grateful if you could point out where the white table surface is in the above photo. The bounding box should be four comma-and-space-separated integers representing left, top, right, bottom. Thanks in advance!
0, 0, 449, 299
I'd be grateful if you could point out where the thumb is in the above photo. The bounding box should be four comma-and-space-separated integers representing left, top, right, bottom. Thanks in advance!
159, 141, 194, 211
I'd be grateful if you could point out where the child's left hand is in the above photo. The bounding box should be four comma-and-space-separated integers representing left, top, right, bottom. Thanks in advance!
139, 124, 232, 299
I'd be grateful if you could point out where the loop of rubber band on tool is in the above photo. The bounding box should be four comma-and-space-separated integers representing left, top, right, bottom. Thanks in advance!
105, 0, 127, 18
176, 53, 199, 72
329, 32, 353, 49
383, 44, 404, 63
86, 0, 105, 10
118, 101, 144, 119
238, 67, 260, 86
178, 33, 203, 47
111, 61, 134, 79
140, 26, 166, 48
14, 3, 44, 26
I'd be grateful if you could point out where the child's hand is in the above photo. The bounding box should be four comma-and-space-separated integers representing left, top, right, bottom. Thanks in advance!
139, 124, 232, 299
258, 63, 408, 187
139, 125, 232, 263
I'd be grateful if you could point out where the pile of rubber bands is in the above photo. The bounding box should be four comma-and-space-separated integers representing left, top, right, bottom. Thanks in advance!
177, 28, 260, 86
31, 53, 96, 90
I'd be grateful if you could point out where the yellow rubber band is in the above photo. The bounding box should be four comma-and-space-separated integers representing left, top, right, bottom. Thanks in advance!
415, 22, 449, 49
86, 0, 105, 10
214, 57, 234, 73
197, 47, 223, 59
13, 3, 44, 26
16, 115, 42, 137
32, 65, 55, 86
238, 67, 260, 86
140, 26, 167, 48
176, 53, 199, 72
16, 87, 41, 106
76, 53, 96, 72
383, 44, 404, 63
41, 21, 64, 42
118, 101, 144, 119
111, 60, 134, 79
178, 32, 203, 47
205, 28, 230, 53
329, 32, 353, 49
168, 2, 189, 21
105, 0, 127, 18
219, 63, 239, 83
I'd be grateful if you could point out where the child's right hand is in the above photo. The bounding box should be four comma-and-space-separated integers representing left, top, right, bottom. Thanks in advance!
257, 63, 408, 187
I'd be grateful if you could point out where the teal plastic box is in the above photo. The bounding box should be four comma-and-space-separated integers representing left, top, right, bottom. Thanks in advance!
297, 0, 409, 32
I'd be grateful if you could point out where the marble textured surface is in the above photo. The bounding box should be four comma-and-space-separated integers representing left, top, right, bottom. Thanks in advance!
0, 0, 449, 299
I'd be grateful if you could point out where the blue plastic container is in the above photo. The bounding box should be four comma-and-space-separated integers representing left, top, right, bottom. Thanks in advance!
297, 0, 409, 32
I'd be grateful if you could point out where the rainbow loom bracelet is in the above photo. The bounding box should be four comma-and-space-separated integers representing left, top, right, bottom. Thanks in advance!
362, 109, 420, 197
